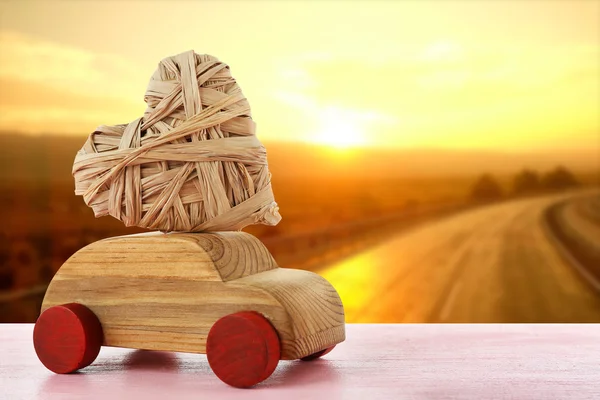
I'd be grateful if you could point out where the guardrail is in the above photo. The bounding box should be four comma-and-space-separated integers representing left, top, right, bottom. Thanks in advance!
543, 195, 600, 292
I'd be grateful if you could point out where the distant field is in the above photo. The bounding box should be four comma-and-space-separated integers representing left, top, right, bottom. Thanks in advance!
0, 176, 472, 322
0, 132, 598, 322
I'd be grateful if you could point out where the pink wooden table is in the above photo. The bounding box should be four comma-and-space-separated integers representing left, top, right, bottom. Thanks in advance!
1, 324, 599, 400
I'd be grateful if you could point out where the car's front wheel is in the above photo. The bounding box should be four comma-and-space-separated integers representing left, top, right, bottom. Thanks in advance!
206, 311, 280, 388
33, 303, 103, 374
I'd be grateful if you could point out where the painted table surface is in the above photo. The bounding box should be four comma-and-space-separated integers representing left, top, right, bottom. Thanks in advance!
1, 324, 599, 400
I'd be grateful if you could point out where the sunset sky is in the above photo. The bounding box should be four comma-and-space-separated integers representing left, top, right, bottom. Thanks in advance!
0, 0, 598, 151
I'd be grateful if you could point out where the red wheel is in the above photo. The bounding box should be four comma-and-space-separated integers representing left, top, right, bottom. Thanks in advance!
207, 311, 280, 388
33, 303, 103, 374
300, 345, 336, 361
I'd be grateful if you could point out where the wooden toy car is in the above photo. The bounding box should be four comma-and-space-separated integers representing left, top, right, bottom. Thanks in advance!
33, 231, 345, 388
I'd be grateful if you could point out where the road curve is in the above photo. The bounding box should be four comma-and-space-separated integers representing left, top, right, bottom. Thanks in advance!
321, 191, 600, 323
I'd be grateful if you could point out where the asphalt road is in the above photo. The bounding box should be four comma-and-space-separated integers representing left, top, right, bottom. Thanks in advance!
321, 191, 600, 323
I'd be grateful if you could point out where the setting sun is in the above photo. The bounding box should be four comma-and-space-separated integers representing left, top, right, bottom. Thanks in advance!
0, 0, 598, 152
312, 107, 367, 149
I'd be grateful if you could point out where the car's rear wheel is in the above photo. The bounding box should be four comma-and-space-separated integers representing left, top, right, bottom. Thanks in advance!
300, 345, 336, 361
206, 311, 280, 388
33, 303, 103, 374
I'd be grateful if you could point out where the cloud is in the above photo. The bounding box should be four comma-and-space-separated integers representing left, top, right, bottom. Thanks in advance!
0, 31, 147, 97
297, 42, 599, 110
0, 31, 148, 134
268, 41, 599, 148
0, 77, 143, 134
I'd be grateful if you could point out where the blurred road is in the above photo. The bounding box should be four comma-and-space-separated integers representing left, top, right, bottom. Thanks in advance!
322, 191, 600, 323
559, 195, 600, 250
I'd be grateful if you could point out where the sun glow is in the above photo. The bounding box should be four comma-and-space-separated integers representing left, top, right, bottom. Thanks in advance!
0, 1, 597, 151
311, 107, 368, 149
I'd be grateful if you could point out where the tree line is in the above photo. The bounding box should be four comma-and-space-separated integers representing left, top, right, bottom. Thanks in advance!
470, 166, 580, 202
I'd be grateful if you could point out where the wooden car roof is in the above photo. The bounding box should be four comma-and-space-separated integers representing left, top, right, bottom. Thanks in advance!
59, 232, 277, 282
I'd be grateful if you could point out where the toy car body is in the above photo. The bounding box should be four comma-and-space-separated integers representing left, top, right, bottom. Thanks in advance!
34, 231, 345, 387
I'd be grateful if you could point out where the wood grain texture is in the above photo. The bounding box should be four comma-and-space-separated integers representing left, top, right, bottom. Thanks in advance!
192, 231, 278, 281
33, 303, 103, 374
41, 231, 345, 360
206, 311, 280, 388
300, 345, 335, 361
238, 268, 345, 358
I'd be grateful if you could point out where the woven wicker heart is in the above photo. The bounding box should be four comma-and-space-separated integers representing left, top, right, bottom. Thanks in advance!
73, 51, 281, 232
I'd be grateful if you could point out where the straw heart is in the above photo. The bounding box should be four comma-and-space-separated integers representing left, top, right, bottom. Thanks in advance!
72, 51, 282, 232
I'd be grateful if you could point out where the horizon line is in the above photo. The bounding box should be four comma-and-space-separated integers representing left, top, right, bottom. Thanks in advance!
0, 129, 598, 155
